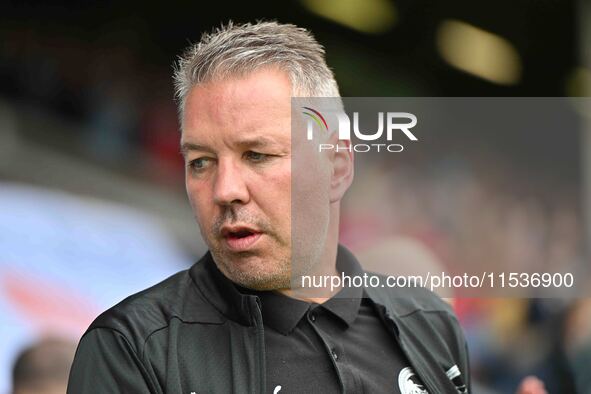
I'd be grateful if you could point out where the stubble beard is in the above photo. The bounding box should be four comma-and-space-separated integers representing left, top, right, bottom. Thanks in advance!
200, 208, 292, 291
217, 249, 291, 291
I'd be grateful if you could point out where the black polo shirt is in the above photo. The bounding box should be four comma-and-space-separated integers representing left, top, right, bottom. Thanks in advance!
237, 250, 429, 394
68, 245, 469, 393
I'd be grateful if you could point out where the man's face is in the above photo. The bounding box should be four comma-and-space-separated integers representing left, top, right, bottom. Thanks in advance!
181, 68, 311, 290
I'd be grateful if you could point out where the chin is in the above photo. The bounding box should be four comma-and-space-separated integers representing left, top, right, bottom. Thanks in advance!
238, 274, 291, 291
226, 260, 290, 290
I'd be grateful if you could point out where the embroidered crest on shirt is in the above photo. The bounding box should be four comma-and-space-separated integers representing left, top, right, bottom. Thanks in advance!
398, 367, 428, 394
398, 365, 468, 394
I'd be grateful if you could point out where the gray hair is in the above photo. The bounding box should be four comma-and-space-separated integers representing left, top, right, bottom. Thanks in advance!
173, 21, 341, 121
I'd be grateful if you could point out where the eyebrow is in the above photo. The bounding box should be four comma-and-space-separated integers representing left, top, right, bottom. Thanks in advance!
180, 136, 284, 156
179, 142, 213, 156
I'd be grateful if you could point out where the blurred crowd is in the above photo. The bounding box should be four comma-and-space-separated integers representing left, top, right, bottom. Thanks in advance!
0, 25, 184, 183
341, 146, 587, 393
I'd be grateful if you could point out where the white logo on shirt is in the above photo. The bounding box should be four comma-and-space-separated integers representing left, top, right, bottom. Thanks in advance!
398, 364, 468, 394
273, 385, 282, 394
398, 367, 428, 394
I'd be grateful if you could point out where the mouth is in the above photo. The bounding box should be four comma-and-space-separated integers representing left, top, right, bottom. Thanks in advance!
220, 225, 263, 252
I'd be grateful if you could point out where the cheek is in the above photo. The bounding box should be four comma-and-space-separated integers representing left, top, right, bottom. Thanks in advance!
292, 134, 332, 199
292, 154, 331, 207
186, 180, 214, 223
255, 165, 291, 208
291, 156, 332, 237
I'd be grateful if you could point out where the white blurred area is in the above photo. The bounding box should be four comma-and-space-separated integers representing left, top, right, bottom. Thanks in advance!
0, 181, 192, 393
0, 101, 202, 393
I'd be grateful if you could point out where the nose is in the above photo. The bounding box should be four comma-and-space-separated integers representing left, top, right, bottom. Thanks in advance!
212, 157, 250, 206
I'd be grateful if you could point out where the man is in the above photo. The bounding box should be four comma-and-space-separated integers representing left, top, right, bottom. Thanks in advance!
13, 338, 77, 394
68, 21, 471, 393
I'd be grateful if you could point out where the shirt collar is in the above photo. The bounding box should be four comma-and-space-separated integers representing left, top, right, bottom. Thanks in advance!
237, 285, 310, 335
318, 245, 364, 327
190, 251, 256, 326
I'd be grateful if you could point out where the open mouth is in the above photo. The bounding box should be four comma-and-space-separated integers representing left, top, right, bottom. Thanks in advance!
227, 229, 256, 239
221, 226, 263, 251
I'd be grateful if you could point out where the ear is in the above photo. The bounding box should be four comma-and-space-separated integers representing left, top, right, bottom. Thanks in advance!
327, 131, 354, 203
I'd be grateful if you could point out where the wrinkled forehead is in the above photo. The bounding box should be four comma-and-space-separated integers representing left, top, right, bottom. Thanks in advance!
181, 67, 293, 135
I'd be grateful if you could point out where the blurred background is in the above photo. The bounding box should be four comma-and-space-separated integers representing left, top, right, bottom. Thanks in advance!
1, 0, 590, 393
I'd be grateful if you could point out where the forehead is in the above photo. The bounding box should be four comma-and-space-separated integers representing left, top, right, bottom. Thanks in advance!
182, 67, 292, 138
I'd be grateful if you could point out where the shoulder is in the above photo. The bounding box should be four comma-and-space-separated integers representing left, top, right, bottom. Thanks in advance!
84, 263, 223, 353
90, 268, 188, 332
366, 275, 469, 369
365, 274, 465, 352
365, 272, 455, 317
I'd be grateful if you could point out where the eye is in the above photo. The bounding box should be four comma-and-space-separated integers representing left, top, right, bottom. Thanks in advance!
187, 157, 213, 171
244, 151, 270, 162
